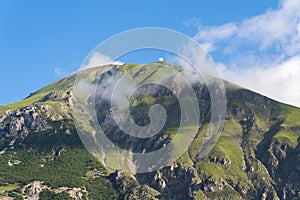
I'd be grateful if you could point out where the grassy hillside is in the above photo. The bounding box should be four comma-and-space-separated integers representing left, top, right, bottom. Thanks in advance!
0, 63, 299, 199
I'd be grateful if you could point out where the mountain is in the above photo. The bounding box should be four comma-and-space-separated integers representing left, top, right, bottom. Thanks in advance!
0, 62, 299, 200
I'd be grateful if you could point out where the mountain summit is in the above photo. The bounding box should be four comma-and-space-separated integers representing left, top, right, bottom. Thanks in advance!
0, 63, 299, 199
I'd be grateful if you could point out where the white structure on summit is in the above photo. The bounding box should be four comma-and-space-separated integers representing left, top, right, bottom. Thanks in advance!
159, 57, 164, 62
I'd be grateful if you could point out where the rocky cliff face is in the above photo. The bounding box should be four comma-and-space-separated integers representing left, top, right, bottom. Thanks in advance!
0, 90, 72, 137
0, 63, 299, 199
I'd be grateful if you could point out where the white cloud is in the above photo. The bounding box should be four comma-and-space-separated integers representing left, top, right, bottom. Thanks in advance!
217, 57, 300, 107
195, 0, 300, 58
194, 23, 237, 43
82, 52, 124, 70
191, 0, 300, 107
54, 67, 68, 77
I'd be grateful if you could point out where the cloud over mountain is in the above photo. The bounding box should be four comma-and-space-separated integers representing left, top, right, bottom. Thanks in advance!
193, 0, 300, 107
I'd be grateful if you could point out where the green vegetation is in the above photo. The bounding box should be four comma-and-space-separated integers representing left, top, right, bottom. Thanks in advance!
0, 74, 75, 116
39, 190, 72, 200
0, 62, 299, 199
0, 128, 119, 199
119, 63, 139, 72
0, 184, 19, 193
131, 94, 155, 106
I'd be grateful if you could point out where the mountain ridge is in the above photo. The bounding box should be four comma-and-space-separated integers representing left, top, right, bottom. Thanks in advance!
0, 63, 299, 199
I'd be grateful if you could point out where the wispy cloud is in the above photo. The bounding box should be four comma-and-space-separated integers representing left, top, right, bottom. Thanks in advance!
82, 52, 124, 70
195, 0, 300, 58
54, 67, 68, 77
191, 0, 300, 107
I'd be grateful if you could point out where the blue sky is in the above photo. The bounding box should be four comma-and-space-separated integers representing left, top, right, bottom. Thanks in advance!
2, 0, 300, 107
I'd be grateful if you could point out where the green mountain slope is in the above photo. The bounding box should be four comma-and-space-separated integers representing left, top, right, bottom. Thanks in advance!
0, 63, 299, 200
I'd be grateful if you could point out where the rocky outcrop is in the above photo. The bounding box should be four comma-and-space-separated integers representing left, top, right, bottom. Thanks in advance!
3, 104, 51, 136
39, 90, 72, 103
22, 181, 45, 200
22, 181, 85, 200
137, 164, 201, 200
0, 91, 73, 136
209, 156, 231, 165
203, 179, 225, 192
109, 170, 159, 200
256, 136, 300, 199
